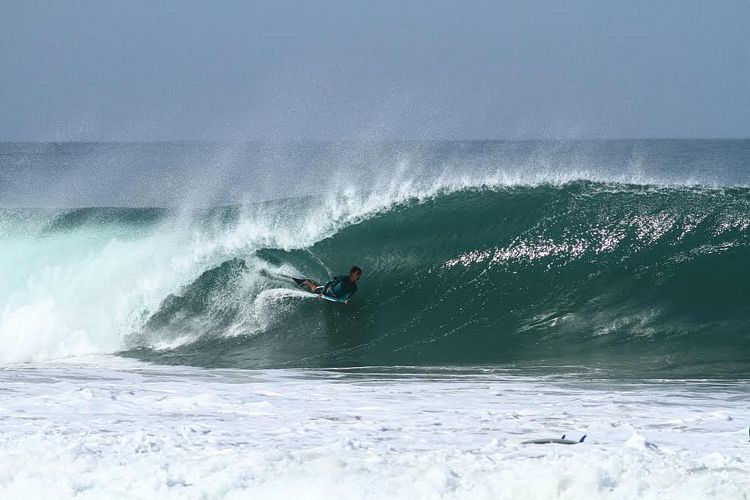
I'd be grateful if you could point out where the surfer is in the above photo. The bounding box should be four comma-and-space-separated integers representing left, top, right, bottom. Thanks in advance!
300, 266, 362, 304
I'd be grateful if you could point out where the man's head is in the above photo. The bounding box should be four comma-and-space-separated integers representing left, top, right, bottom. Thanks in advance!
349, 265, 362, 282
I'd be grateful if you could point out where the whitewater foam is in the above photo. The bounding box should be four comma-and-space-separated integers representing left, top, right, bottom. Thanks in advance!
1, 361, 748, 499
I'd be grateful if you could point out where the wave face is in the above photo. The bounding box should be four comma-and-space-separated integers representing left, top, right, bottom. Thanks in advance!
3, 180, 750, 375
133, 183, 750, 375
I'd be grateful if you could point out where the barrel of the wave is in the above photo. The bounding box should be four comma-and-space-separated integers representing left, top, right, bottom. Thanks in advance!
289, 267, 361, 304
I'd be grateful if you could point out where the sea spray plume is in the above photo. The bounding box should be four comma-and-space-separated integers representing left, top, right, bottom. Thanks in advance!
2, 141, 747, 208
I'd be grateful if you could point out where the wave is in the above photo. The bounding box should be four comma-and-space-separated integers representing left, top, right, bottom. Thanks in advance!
2, 180, 750, 375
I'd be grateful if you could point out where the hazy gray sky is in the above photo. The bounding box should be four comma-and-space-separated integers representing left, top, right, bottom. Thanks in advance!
1, 0, 748, 141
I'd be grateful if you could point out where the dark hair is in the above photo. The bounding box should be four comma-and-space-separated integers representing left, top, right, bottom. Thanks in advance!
350, 266, 363, 275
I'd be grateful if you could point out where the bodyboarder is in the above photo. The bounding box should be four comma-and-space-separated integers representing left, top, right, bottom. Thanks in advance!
297, 266, 362, 304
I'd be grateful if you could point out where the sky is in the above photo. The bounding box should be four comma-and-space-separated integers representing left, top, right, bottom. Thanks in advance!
1, 0, 749, 141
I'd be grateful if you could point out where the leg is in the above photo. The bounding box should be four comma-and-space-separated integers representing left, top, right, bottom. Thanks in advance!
301, 279, 319, 292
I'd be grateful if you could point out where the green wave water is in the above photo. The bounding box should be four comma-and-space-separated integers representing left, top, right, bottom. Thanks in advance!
122, 182, 750, 376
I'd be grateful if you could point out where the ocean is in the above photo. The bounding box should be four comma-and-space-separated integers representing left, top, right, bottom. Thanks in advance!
1, 140, 749, 498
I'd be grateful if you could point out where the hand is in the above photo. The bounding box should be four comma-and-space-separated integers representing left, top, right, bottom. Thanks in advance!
344, 300, 350, 305
319, 294, 324, 299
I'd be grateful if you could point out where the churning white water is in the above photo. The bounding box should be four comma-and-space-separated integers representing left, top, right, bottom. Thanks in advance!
1, 359, 748, 499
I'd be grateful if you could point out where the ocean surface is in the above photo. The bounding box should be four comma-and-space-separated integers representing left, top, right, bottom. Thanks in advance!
1, 140, 749, 498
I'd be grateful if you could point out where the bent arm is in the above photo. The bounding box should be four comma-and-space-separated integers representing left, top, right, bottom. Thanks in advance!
341, 289, 357, 303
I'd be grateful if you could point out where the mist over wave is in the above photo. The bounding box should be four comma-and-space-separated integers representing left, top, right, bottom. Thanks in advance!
2, 146, 749, 375
3, 140, 749, 208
